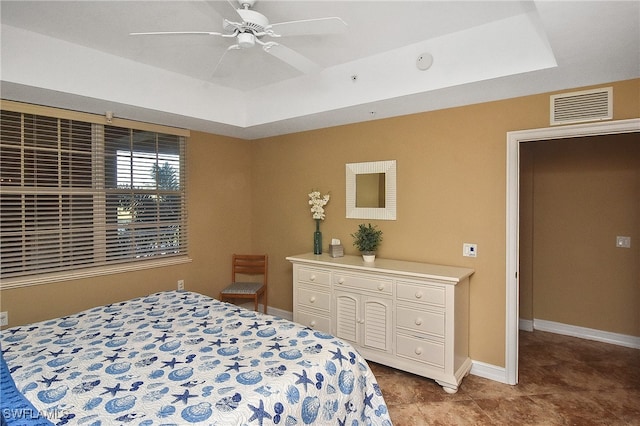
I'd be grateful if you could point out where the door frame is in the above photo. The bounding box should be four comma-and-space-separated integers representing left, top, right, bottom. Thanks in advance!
505, 118, 640, 385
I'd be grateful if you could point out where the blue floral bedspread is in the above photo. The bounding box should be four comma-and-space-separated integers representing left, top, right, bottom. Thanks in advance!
1, 290, 392, 425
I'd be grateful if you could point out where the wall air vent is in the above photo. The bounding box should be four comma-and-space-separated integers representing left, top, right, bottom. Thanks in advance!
550, 87, 612, 126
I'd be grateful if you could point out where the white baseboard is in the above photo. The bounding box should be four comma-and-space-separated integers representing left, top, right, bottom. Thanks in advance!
265, 305, 293, 321
519, 318, 534, 332
238, 302, 293, 321
470, 361, 509, 384
521, 318, 640, 349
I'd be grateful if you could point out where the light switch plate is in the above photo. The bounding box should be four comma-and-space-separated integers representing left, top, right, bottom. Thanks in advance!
463, 243, 478, 257
616, 236, 631, 248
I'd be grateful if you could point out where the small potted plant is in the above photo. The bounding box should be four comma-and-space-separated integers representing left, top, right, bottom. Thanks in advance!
351, 223, 383, 262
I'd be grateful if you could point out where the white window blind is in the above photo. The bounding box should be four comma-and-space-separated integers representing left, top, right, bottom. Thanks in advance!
0, 106, 187, 283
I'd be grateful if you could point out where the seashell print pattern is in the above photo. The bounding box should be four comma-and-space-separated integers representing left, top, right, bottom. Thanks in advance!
1, 290, 391, 425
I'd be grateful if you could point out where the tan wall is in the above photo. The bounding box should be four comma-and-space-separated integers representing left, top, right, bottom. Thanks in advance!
0, 131, 254, 326
1, 78, 638, 368
251, 79, 639, 367
519, 134, 639, 336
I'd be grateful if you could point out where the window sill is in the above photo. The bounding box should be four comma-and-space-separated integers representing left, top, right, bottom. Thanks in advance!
0, 256, 192, 290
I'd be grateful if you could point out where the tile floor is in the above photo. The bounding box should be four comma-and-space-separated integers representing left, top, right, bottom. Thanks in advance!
370, 330, 640, 425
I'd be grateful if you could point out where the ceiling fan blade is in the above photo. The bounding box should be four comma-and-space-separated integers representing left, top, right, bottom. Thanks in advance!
204, 0, 243, 21
130, 31, 224, 36
263, 43, 320, 74
212, 44, 241, 77
267, 17, 347, 37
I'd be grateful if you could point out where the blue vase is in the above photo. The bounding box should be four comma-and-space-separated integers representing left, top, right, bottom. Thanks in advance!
313, 220, 322, 254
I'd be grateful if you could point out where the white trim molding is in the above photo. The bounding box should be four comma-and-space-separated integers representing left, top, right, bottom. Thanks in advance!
533, 319, 640, 350
238, 303, 293, 321
264, 306, 293, 321
519, 318, 534, 332
470, 361, 509, 385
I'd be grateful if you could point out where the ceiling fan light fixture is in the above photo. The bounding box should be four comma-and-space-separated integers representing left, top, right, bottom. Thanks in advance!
238, 32, 255, 48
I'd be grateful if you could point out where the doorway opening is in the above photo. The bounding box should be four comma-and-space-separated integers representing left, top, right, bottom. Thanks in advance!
505, 118, 639, 385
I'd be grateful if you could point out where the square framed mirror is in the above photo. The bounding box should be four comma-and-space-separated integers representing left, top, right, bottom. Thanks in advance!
346, 160, 396, 220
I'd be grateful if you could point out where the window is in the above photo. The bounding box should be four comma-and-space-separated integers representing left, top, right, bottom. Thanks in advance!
0, 103, 188, 286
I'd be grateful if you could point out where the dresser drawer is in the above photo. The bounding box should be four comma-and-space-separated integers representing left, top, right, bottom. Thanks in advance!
396, 281, 445, 306
396, 306, 444, 337
294, 310, 331, 333
333, 273, 392, 295
298, 267, 331, 287
296, 286, 331, 311
396, 334, 444, 368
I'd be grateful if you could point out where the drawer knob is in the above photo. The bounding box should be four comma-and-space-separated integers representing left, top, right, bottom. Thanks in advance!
415, 291, 423, 299
377, 284, 384, 291
415, 318, 423, 326
338, 278, 345, 284
310, 320, 316, 327
415, 347, 423, 355
309, 296, 316, 303
310, 275, 316, 281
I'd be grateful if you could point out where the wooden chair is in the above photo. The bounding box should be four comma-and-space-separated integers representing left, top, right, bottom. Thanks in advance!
219, 254, 268, 313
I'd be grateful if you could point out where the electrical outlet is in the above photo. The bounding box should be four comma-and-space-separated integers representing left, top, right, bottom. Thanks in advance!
0, 311, 8, 327
177, 280, 185, 291
463, 243, 478, 257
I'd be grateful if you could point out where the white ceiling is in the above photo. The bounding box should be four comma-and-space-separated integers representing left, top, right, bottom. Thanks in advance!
1, 1, 639, 139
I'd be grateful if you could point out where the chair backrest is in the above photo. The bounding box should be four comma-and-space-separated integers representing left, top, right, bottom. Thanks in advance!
232, 254, 268, 285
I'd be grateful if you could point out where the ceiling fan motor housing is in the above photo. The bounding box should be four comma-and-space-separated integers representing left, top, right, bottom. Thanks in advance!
236, 9, 269, 33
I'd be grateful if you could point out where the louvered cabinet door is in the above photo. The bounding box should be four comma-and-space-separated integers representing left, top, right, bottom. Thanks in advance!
334, 292, 359, 343
361, 296, 393, 352
334, 292, 393, 354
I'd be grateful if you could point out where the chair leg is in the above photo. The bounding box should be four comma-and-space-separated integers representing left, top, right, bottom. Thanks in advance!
254, 296, 258, 312
263, 291, 267, 314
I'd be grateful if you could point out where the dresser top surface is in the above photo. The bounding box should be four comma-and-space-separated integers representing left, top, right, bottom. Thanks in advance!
286, 253, 474, 282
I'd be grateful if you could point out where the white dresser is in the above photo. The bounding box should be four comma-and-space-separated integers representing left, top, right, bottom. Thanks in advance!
286, 253, 474, 393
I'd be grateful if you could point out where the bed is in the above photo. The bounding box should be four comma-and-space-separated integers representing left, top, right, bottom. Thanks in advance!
1, 290, 392, 425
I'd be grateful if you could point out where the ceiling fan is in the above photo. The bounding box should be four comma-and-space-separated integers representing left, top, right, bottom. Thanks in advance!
130, 0, 347, 75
